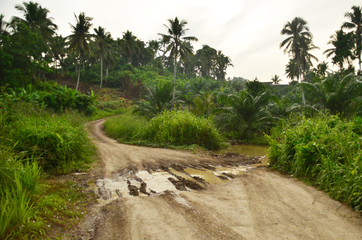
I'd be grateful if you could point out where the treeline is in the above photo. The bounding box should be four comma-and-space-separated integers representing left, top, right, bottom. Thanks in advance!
0, 2, 232, 93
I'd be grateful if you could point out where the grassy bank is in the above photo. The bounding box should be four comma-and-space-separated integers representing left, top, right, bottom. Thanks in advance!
104, 109, 224, 150
268, 114, 361, 211
0, 101, 95, 239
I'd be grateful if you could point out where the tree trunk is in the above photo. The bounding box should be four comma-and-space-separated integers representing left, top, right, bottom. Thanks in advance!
173, 56, 177, 101
100, 56, 103, 88
105, 66, 109, 86
76, 62, 80, 90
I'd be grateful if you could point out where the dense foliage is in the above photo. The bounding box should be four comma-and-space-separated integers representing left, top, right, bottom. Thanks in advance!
104, 110, 224, 150
268, 114, 361, 211
0, 99, 95, 238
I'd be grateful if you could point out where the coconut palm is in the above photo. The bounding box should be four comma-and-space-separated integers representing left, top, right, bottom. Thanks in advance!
271, 75, 281, 85
68, 12, 93, 90
342, 6, 362, 72
195, 45, 217, 77
213, 51, 233, 81
12, 1, 57, 43
280, 17, 317, 105
159, 17, 198, 100
120, 30, 138, 65
324, 30, 355, 70
94, 26, 111, 87
280, 17, 315, 81
50, 34, 66, 75
0, 14, 10, 38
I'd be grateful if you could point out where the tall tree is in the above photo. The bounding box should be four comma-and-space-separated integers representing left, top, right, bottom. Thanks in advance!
50, 34, 66, 75
12, 1, 57, 43
271, 75, 281, 85
342, 5, 362, 72
280, 17, 316, 81
324, 30, 355, 70
280, 17, 316, 105
195, 45, 217, 77
94, 26, 111, 87
68, 12, 93, 90
213, 50, 233, 81
159, 17, 198, 100
0, 14, 10, 38
120, 30, 138, 65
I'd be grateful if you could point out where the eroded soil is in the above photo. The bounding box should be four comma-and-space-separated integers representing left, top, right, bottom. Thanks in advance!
63, 119, 362, 240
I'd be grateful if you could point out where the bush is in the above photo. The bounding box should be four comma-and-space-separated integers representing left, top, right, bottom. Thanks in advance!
143, 110, 224, 150
103, 111, 148, 142
104, 110, 224, 150
268, 114, 361, 211
4, 102, 94, 173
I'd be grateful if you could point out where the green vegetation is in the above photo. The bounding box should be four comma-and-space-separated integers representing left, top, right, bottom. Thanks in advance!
268, 114, 361, 211
1, 1, 362, 238
0, 97, 95, 238
104, 110, 224, 150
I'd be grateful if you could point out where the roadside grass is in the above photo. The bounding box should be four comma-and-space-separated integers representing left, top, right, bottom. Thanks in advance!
0, 101, 96, 239
268, 113, 361, 211
104, 109, 225, 150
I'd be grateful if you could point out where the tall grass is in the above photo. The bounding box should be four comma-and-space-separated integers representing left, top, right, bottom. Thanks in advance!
143, 110, 224, 150
268, 114, 361, 211
5, 102, 95, 173
0, 147, 42, 238
104, 110, 224, 150
103, 111, 148, 142
0, 101, 95, 238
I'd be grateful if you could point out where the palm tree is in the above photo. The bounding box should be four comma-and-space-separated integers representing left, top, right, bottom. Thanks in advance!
0, 14, 10, 38
68, 12, 93, 90
120, 30, 138, 65
298, 73, 361, 116
271, 75, 281, 85
50, 34, 66, 75
280, 17, 317, 105
280, 17, 315, 81
94, 26, 111, 87
195, 45, 217, 77
324, 30, 355, 70
214, 51, 233, 81
342, 6, 362, 72
314, 62, 328, 77
159, 17, 198, 100
12, 1, 57, 43
217, 90, 276, 139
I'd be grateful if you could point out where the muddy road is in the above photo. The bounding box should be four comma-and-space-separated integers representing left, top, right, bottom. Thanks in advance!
66, 119, 362, 239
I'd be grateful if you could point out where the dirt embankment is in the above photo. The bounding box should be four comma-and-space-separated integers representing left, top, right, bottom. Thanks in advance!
65, 119, 362, 240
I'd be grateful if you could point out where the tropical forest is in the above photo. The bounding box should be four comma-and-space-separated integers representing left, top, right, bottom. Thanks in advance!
0, 1, 361, 239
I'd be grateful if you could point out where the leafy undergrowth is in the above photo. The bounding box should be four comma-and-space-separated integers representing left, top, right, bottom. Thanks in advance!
6, 180, 96, 239
104, 109, 225, 150
0, 100, 96, 239
268, 113, 361, 211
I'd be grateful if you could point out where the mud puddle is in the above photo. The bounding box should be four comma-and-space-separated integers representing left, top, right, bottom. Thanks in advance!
91, 156, 267, 206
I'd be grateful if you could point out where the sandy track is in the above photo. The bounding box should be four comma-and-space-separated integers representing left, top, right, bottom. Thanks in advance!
69, 119, 362, 240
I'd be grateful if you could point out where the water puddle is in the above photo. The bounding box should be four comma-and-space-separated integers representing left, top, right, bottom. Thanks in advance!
216, 144, 268, 157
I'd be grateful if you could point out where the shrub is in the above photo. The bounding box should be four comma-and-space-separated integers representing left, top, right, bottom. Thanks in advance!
143, 110, 224, 150
103, 111, 148, 142
5, 102, 94, 173
268, 114, 361, 211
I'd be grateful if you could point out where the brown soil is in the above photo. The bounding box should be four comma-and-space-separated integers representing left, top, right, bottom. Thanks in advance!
63, 119, 362, 240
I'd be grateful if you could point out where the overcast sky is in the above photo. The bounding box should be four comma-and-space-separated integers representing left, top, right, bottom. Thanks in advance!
1, 0, 360, 83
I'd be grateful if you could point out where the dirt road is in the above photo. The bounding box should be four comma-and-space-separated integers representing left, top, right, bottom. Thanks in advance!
67, 119, 362, 239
